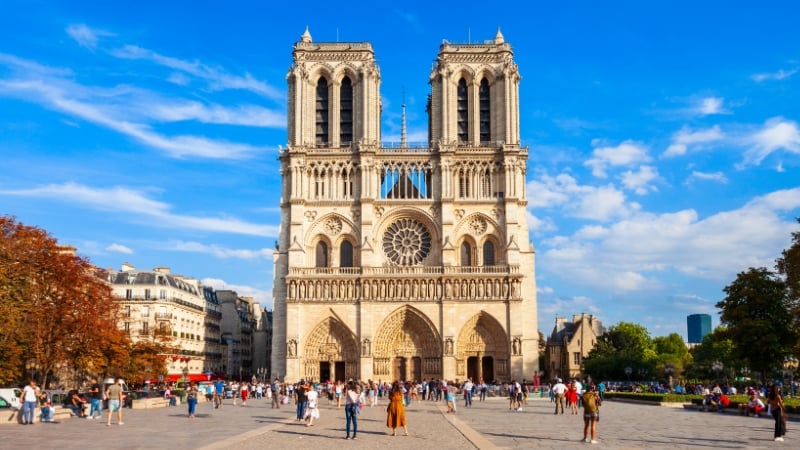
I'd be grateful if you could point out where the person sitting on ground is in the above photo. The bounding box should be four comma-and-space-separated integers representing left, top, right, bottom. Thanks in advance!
747, 392, 766, 417
68, 391, 85, 417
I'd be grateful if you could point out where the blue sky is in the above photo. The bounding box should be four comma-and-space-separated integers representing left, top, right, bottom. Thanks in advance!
1, 1, 799, 340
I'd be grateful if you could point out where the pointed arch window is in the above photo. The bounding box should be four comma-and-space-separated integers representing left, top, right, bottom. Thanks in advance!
340, 240, 354, 268
315, 77, 329, 146
315, 241, 329, 268
460, 242, 473, 266
457, 78, 469, 143
483, 241, 495, 266
479, 78, 491, 143
340, 76, 353, 146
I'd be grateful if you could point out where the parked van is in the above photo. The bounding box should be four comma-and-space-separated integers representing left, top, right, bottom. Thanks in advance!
0, 388, 21, 410
102, 378, 130, 394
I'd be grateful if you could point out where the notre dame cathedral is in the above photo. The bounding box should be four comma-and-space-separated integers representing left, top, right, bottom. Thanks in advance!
271, 27, 538, 383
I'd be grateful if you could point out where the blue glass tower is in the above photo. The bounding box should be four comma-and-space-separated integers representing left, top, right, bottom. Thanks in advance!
687, 314, 712, 344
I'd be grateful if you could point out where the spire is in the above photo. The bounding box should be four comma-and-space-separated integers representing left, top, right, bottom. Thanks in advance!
494, 27, 505, 44
301, 26, 312, 43
401, 88, 407, 148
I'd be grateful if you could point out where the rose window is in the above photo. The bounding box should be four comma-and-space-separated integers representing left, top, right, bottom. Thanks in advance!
383, 218, 432, 265
469, 217, 488, 235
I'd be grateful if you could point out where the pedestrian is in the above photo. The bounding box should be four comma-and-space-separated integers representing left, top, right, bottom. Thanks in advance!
386, 380, 409, 436
295, 380, 308, 421
240, 382, 249, 406
462, 378, 474, 407
105, 378, 124, 426
344, 381, 360, 440
479, 378, 487, 401
552, 378, 567, 414
19, 380, 39, 425
87, 377, 103, 419
213, 379, 225, 408
335, 380, 343, 408
567, 382, 579, 415
187, 382, 198, 418
581, 383, 601, 444
305, 385, 319, 426
767, 384, 787, 442
271, 378, 281, 409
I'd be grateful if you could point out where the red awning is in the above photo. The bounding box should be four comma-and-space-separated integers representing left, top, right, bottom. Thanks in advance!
165, 374, 213, 382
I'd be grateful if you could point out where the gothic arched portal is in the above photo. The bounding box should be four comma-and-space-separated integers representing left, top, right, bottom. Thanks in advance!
456, 311, 509, 382
303, 317, 359, 382
373, 306, 442, 381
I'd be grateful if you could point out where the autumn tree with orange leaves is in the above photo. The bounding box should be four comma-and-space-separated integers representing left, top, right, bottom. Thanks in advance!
0, 216, 168, 387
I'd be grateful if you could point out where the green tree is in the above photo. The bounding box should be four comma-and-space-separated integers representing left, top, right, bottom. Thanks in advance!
776, 217, 800, 351
653, 333, 690, 380
686, 327, 739, 381
716, 267, 797, 381
583, 321, 655, 380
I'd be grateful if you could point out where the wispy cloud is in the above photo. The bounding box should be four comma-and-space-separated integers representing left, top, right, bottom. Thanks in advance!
663, 125, 724, 157
742, 117, 800, 166
106, 243, 134, 254
0, 182, 279, 237
693, 97, 729, 116
66, 24, 114, 50
687, 171, 728, 184
584, 140, 651, 178
0, 55, 276, 159
166, 241, 273, 259
752, 68, 797, 82
111, 45, 283, 100
526, 172, 638, 222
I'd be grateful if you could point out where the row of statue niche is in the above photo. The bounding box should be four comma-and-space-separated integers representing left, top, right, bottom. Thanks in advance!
288, 277, 522, 300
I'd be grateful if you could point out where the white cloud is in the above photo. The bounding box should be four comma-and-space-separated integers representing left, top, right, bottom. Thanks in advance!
0, 182, 279, 237
687, 171, 728, 184
585, 140, 651, 178
742, 117, 800, 166
106, 243, 134, 254
0, 76, 270, 159
527, 172, 637, 221
66, 24, 113, 50
620, 165, 659, 195
202, 277, 272, 309
663, 125, 724, 157
166, 241, 273, 259
752, 68, 797, 82
540, 188, 800, 298
111, 45, 284, 100
149, 101, 284, 127
694, 97, 728, 116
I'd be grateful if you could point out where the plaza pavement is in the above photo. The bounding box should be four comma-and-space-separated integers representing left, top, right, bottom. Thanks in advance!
1, 394, 792, 449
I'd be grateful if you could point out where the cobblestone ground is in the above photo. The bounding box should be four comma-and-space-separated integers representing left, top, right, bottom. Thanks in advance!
0, 395, 792, 449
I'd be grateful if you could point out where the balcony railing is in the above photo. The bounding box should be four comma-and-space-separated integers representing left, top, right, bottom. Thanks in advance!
155, 312, 173, 320
288, 264, 518, 276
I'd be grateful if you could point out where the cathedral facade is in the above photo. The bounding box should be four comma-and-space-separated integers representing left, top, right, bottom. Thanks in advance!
271, 28, 538, 383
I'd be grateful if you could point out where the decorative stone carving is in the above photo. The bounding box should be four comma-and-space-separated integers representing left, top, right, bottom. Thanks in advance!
287, 339, 297, 358
362, 338, 371, 357
374, 205, 385, 218
304, 210, 317, 221
469, 216, 488, 235
382, 218, 432, 266
454, 209, 465, 220
445, 337, 454, 355
324, 216, 343, 235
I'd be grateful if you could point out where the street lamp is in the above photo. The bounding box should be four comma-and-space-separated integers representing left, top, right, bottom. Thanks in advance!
665, 364, 675, 390
711, 360, 724, 380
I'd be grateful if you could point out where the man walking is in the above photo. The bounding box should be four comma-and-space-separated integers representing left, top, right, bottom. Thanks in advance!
105, 378, 124, 426
462, 378, 474, 408
552, 378, 567, 415
20, 379, 39, 425
87, 377, 102, 419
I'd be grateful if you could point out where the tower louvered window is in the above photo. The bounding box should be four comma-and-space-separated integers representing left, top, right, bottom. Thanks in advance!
340, 240, 354, 268
483, 241, 495, 266
340, 76, 353, 146
315, 77, 329, 146
457, 78, 468, 143
479, 78, 490, 143
315, 241, 328, 268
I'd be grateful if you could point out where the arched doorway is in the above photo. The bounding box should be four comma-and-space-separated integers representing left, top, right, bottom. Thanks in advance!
373, 306, 442, 381
456, 312, 509, 382
303, 317, 359, 382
